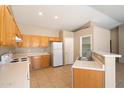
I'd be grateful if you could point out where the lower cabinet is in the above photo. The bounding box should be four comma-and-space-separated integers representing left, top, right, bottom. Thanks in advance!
31, 56, 42, 70
73, 68, 105, 88
41, 55, 50, 68
30, 55, 50, 70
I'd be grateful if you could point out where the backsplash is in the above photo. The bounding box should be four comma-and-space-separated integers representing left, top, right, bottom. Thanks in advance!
15, 48, 50, 54
0, 48, 10, 55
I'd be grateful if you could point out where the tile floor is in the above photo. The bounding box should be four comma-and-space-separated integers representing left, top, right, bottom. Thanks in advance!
30, 65, 72, 88
30, 63, 124, 88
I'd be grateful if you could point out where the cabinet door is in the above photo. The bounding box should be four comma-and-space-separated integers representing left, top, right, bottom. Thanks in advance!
0, 5, 21, 47
49, 37, 61, 42
31, 56, 42, 70
16, 26, 22, 47
31, 36, 40, 47
21, 35, 31, 47
73, 68, 104, 88
0, 6, 4, 46
11, 19, 16, 47
4, 6, 12, 46
41, 36, 48, 48
41, 55, 50, 68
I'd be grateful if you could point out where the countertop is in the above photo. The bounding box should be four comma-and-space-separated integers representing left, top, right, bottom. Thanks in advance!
93, 51, 121, 58
72, 60, 104, 71
0, 62, 29, 88
13, 52, 50, 59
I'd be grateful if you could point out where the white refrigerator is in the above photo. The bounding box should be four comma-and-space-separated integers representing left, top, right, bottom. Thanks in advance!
51, 42, 63, 67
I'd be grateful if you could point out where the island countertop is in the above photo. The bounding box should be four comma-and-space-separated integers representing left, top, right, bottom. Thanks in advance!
72, 60, 104, 71
93, 51, 121, 58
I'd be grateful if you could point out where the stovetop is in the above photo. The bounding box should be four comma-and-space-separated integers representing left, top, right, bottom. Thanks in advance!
10, 57, 28, 63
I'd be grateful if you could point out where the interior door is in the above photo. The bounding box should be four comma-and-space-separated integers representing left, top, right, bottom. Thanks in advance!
64, 37, 74, 65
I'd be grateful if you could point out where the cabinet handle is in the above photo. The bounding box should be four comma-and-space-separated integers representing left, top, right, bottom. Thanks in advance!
27, 72, 30, 80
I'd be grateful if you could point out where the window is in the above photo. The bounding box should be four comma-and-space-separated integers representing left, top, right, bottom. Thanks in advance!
80, 35, 92, 58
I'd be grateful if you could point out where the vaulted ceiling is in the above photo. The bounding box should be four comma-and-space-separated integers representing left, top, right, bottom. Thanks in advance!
11, 5, 124, 31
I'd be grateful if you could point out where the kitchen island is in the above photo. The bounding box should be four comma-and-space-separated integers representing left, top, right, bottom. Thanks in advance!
72, 51, 121, 88
72, 60, 105, 88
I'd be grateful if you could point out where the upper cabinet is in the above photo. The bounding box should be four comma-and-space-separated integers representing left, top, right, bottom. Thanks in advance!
31, 35, 41, 48
20, 34, 49, 48
0, 6, 5, 46
49, 37, 62, 42
40, 36, 49, 48
0, 5, 22, 47
21, 34, 32, 48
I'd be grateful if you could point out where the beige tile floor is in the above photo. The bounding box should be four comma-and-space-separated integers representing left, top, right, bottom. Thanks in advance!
30, 65, 72, 88
30, 63, 124, 88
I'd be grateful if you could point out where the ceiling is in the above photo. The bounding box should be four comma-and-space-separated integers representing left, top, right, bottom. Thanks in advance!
11, 5, 123, 31
90, 5, 124, 24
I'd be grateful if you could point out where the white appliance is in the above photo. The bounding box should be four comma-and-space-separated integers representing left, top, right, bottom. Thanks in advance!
0, 53, 13, 64
51, 42, 63, 67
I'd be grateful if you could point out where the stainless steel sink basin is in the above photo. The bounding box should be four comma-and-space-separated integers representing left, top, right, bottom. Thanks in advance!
78, 56, 92, 61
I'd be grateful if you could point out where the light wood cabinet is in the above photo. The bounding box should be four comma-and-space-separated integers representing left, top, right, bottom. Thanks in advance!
30, 55, 50, 70
40, 36, 49, 48
4, 6, 12, 46
49, 37, 61, 42
31, 35, 41, 47
15, 24, 22, 47
20, 34, 49, 48
0, 6, 4, 46
73, 68, 104, 88
31, 56, 42, 70
41, 55, 50, 68
0, 5, 22, 47
11, 19, 16, 47
21, 34, 32, 48
15, 24, 22, 40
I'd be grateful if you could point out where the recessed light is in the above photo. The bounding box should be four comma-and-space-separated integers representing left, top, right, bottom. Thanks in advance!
54, 16, 59, 20
38, 12, 43, 16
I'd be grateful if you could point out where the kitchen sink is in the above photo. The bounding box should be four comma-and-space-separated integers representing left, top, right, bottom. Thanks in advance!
78, 56, 92, 61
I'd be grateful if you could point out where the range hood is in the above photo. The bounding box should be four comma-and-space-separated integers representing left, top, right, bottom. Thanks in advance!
16, 36, 22, 42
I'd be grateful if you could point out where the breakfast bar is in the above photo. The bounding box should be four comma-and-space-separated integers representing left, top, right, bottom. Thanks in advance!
72, 51, 121, 88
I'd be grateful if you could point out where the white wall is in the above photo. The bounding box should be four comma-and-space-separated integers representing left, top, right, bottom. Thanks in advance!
19, 24, 60, 37
74, 22, 110, 60
119, 24, 124, 63
74, 26, 93, 60
93, 26, 110, 52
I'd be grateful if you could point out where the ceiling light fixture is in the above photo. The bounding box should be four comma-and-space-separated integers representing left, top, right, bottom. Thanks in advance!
54, 16, 59, 20
38, 12, 43, 16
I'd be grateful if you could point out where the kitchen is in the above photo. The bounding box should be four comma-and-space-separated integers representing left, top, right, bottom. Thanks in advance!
0, 5, 123, 88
